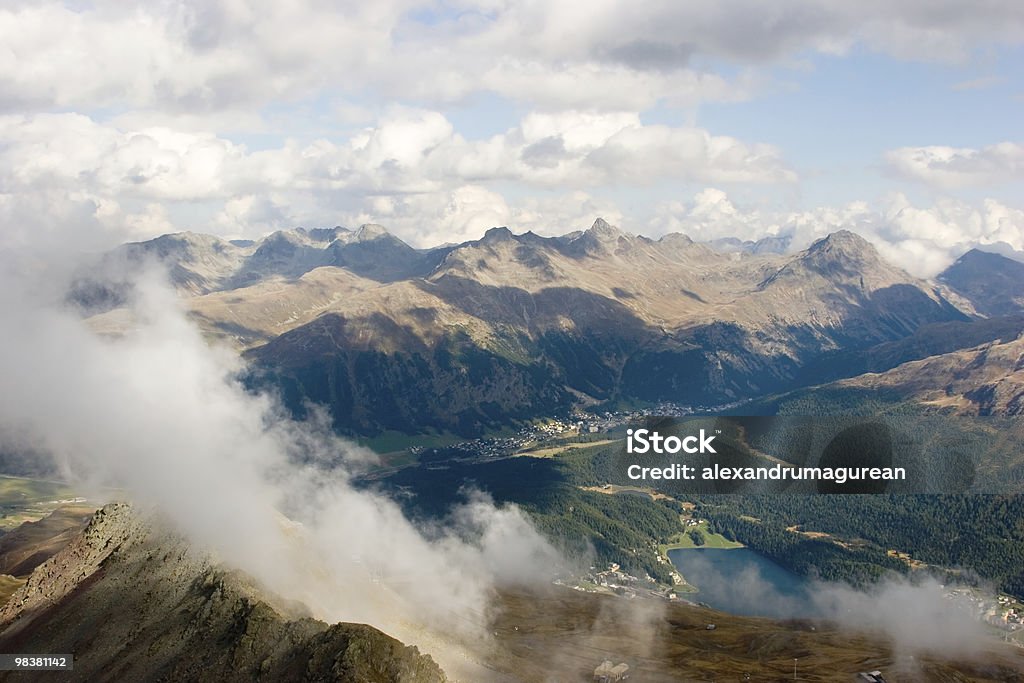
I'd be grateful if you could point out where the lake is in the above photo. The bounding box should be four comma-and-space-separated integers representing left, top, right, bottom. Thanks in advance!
668, 547, 818, 618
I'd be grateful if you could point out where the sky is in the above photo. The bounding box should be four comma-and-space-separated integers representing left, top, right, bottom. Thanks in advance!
1, 0, 1023, 275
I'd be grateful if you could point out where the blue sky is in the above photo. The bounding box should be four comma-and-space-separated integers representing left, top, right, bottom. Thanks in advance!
0, 1, 1022, 275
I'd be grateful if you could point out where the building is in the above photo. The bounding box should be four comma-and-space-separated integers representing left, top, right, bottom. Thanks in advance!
594, 660, 630, 682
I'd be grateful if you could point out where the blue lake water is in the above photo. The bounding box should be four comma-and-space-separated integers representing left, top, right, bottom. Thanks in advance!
668, 547, 818, 618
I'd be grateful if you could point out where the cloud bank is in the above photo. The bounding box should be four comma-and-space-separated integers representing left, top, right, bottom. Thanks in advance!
651, 189, 1024, 277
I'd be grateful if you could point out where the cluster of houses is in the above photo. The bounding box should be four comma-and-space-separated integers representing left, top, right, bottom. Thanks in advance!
408, 401, 738, 462
856, 671, 888, 682
570, 403, 699, 434
563, 562, 683, 601
593, 660, 630, 682
946, 587, 1023, 632
993, 595, 1024, 629
587, 563, 640, 598
409, 434, 528, 460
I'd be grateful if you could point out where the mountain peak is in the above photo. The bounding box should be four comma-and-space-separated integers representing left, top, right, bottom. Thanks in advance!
586, 217, 624, 241
355, 223, 390, 241
759, 229, 892, 291
565, 218, 630, 257
480, 226, 515, 244
951, 248, 1024, 269
807, 229, 873, 255
799, 230, 883, 272
938, 248, 1024, 317
144, 231, 230, 251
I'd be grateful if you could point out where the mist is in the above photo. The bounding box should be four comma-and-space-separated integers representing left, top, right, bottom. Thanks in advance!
0, 254, 564, 678
813, 576, 991, 663
670, 546, 993, 664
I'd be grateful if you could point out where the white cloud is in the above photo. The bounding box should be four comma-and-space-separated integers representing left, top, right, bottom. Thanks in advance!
0, 114, 249, 201
650, 189, 1024, 278
349, 185, 513, 247
885, 142, 1024, 189
213, 195, 295, 239
2, 1, 1022, 114
0, 110, 793, 247
347, 186, 628, 247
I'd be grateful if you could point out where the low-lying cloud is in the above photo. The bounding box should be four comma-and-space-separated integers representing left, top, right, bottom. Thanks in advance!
672, 547, 991, 658
0, 254, 564, 677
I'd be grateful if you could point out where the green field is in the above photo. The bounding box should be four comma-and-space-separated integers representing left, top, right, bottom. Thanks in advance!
0, 475, 85, 531
659, 520, 744, 555
357, 425, 527, 455
356, 429, 464, 454
0, 574, 25, 603
516, 439, 619, 459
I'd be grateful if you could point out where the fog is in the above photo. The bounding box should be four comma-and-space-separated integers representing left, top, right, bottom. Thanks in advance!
668, 547, 993, 665
0, 254, 564, 678
814, 576, 991, 664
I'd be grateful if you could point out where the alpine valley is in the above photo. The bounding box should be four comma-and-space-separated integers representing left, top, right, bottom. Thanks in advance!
7, 220, 1024, 682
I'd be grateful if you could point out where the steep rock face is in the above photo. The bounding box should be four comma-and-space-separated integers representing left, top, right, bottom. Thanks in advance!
0, 505, 446, 683
938, 248, 1024, 317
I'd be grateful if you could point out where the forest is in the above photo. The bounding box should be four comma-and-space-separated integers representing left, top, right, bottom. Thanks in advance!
372, 438, 1024, 596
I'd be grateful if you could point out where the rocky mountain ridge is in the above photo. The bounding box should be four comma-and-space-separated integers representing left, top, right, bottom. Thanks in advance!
0, 504, 446, 683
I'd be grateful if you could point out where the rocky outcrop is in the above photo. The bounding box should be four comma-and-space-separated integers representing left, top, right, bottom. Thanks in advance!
0, 504, 446, 683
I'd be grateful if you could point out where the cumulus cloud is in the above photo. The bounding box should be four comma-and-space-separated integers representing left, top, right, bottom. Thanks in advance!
0, 3, 1019, 257
351, 185, 514, 247
0, 110, 792, 248
651, 189, 1024, 277
346, 186, 627, 247
885, 142, 1024, 189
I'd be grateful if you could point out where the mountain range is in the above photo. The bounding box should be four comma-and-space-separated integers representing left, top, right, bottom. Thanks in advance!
75, 220, 1024, 435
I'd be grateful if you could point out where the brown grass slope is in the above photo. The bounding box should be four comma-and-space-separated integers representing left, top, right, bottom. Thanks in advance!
0, 505, 445, 683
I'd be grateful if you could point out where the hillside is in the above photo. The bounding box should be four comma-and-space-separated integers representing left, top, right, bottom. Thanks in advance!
834, 333, 1024, 415
0, 505, 445, 683
939, 249, 1024, 318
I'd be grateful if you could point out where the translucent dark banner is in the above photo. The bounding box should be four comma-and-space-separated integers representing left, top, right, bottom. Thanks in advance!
607, 415, 1024, 494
